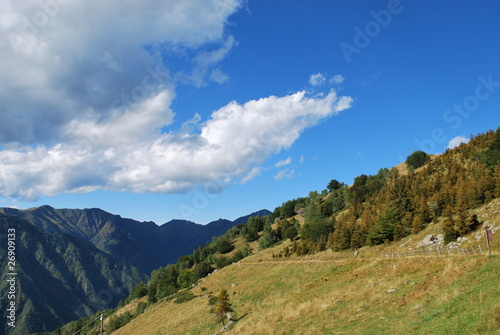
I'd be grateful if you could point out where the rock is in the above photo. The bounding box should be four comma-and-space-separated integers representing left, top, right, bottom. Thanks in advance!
417, 234, 443, 248
219, 320, 234, 333
386, 289, 396, 293
231, 282, 237, 288
411, 303, 423, 310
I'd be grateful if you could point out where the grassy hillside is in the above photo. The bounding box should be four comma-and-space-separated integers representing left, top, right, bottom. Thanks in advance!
107, 198, 499, 335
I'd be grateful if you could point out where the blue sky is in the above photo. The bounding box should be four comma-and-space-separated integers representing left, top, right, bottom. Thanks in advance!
0, 0, 499, 224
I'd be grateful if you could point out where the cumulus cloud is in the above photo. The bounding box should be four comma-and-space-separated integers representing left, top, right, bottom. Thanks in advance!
0, 90, 353, 200
0, 0, 242, 144
446, 136, 470, 150
0, 1, 354, 201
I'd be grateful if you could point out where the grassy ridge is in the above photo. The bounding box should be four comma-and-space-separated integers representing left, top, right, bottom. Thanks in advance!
111, 224, 499, 334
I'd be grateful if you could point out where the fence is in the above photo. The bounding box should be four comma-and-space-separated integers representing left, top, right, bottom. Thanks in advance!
381, 245, 484, 258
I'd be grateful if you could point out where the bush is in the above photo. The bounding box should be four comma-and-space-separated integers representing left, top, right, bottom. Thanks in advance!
283, 226, 298, 240
135, 302, 148, 315
406, 151, 429, 171
300, 219, 334, 243
107, 312, 132, 332
208, 296, 218, 305
132, 281, 148, 299
173, 290, 195, 304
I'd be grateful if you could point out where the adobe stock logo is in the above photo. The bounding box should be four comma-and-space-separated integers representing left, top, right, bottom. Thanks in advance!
415, 74, 500, 153
1, 0, 69, 51
340, 0, 405, 64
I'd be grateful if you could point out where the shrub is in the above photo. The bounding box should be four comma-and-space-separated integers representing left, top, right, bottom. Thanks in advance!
135, 302, 148, 315
208, 296, 218, 305
283, 226, 298, 240
107, 312, 132, 332
173, 290, 195, 304
406, 151, 429, 171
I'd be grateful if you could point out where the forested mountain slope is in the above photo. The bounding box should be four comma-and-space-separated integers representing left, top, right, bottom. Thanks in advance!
0, 206, 271, 274
0, 215, 146, 335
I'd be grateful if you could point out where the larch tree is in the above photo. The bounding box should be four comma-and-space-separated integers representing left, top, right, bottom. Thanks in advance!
214, 288, 233, 326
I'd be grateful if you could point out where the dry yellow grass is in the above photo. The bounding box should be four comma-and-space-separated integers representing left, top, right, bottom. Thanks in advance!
111, 199, 500, 335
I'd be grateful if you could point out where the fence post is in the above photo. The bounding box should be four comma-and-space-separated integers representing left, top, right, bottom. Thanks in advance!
478, 244, 483, 256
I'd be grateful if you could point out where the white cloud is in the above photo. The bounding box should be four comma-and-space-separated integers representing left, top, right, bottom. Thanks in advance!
310, 73, 345, 87
446, 136, 470, 150
309, 73, 326, 86
274, 169, 295, 181
0, 1, 354, 201
184, 35, 236, 87
0, 90, 352, 200
330, 74, 345, 84
275, 157, 292, 168
0, 0, 243, 144
241, 167, 265, 184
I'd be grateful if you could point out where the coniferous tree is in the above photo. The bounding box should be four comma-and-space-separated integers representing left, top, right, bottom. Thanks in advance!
350, 224, 363, 249
331, 218, 350, 251
214, 288, 233, 326
453, 187, 469, 236
411, 213, 425, 235
494, 164, 500, 198
259, 223, 279, 250
442, 217, 457, 244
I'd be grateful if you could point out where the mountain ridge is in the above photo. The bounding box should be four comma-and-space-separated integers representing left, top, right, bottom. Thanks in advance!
0, 206, 272, 274
0, 214, 147, 335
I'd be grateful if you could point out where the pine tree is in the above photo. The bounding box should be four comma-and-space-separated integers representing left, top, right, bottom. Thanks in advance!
494, 164, 500, 198
349, 224, 363, 249
441, 217, 457, 244
214, 288, 233, 326
453, 187, 469, 236
411, 213, 425, 235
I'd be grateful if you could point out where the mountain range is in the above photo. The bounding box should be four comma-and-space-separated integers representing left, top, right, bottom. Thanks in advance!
0, 206, 271, 274
0, 206, 270, 334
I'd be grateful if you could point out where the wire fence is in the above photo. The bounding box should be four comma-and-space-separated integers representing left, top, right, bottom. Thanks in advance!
381, 245, 484, 259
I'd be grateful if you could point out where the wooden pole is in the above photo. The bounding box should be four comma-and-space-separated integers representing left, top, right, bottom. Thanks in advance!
100, 314, 103, 335
485, 227, 492, 257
